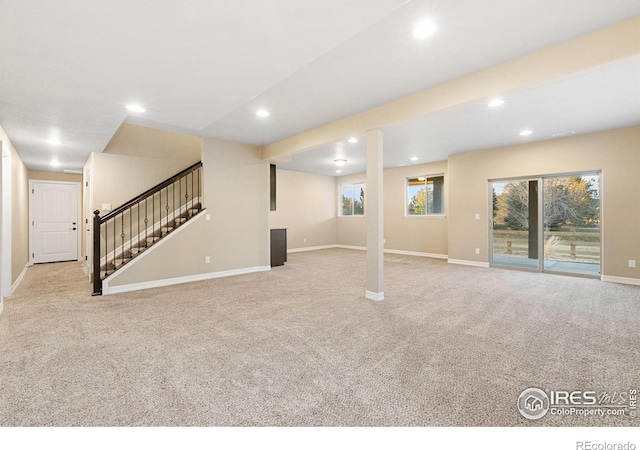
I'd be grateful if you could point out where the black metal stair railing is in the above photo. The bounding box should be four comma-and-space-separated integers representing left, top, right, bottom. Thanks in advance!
92, 161, 203, 295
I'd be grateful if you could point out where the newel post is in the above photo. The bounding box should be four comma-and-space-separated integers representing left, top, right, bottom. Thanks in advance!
92, 210, 102, 296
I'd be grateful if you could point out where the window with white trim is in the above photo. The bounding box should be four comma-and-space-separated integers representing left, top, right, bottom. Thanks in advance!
406, 175, 444, 215
340, 183, 364, 216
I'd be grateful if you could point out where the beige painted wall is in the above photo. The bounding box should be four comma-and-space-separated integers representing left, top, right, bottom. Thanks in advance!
335, 172, 367, 247
28, 170, 82, 183
336, 161, 449, 256
104, 122, 202, 161
89, 152, 200, 214
106, 211, 212, 286
0, 124, 29, 289
383, 161, 448, 256
11, 146, 29, 283
269, 169, 336, 250
448, 125, 640, 279
90, 123, 203, 214
107, 138, 270, 289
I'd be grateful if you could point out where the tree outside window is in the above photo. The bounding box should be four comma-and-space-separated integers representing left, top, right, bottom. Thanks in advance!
407, 175, 444, 215
340, 183, 364, 216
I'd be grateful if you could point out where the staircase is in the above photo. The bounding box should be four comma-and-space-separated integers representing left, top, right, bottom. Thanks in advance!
92, 162, 203, 295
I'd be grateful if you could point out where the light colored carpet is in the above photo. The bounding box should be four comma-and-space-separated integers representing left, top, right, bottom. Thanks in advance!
0, 248, 638, 426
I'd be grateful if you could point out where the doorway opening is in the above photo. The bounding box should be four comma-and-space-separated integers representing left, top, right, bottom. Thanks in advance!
29, 180, 81, 264
490, 173, 600, 277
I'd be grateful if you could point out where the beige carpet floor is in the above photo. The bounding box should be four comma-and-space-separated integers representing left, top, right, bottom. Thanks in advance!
0, 248, 638, 426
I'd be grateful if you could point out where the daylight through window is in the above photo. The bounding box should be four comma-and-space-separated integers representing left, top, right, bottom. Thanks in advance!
340, 183, 364, 216
407, 175, 444, 215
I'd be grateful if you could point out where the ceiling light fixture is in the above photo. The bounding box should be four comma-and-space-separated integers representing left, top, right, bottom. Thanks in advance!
410, 157, 418, 161
552, 130, 576, 138
413, 17, 438, 40
50, 159, 60, 167
334, 159, 347, 167
126, 104, 146, 113
488, 98, 504, 108
336, 170, 342, 174
520, 129, 533, 136
256, 109, 270, 118
348, 137, 358, 144
48, 138, 62, 146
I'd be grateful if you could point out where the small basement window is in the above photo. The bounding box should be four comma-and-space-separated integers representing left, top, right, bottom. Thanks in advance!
406, 175, 444, 215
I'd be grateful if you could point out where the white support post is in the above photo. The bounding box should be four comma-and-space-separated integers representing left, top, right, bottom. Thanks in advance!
365, 129, 384, 301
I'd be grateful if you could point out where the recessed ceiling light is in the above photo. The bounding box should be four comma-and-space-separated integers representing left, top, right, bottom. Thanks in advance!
410, 157, 418, 161
520, 129, 533, 136
552, 131, 576, 138
256, 109, 270, 118
50, 159, 60, 167
348, 137, 358, 144
48, 138, 62, 146
488, 98, 504, 108
336, 170, 342, 174
126, 104, 146, 113
334, 159, 347, 167
413, 17, 438, 40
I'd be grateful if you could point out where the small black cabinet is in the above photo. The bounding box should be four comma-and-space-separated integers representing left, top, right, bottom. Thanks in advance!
270, 228, 287, 267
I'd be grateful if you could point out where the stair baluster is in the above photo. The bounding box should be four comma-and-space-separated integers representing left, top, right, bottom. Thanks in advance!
92, 162, 203, 295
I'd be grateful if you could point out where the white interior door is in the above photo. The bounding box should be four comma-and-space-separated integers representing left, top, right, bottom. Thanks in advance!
31, 181, 80, 263
84, 167, 92, 276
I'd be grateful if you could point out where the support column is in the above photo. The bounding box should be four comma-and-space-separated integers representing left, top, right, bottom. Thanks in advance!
365, 129, 384, 301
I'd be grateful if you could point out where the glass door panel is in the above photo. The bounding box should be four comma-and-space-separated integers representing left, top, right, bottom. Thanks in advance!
491, 180, 540, 270
543, 174, 600, 276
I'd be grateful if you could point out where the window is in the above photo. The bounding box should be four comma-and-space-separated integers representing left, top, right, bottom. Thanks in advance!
340, 183, 364, 216
407, 175, 444, 215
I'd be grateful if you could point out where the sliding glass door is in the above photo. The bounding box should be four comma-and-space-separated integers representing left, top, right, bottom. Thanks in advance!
542, 175, 600, 276
490, 173, 600, 277
491, 180, 540, 270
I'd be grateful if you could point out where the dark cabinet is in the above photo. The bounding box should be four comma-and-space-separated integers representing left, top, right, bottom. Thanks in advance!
270, 228, 287, 267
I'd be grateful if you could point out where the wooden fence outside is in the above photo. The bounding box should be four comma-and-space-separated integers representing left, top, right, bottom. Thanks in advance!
492, 228, 600, 263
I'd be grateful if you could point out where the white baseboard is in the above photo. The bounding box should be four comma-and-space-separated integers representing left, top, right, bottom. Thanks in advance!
447, 259, 490, 268
287, 245, 337, 253
304, 244, 447, 259
384, 249, 447, 260
104, 265, 271, 295
366, 290, 384, 301
10, 264, 29, 295
334, 244, 367, 251
601, 275, 640, 287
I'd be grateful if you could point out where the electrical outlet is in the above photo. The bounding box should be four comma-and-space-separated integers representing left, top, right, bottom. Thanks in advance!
206, 214, 211, 221
205, 256, 210, 264
629, 260, 637, 268
102, 203, 111, 211
475, 248, 480, 255
475, 213, 480, 220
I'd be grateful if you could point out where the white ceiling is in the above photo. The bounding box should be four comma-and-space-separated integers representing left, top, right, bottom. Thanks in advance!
279, 56, 640, 177
1, 0, 639, 173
